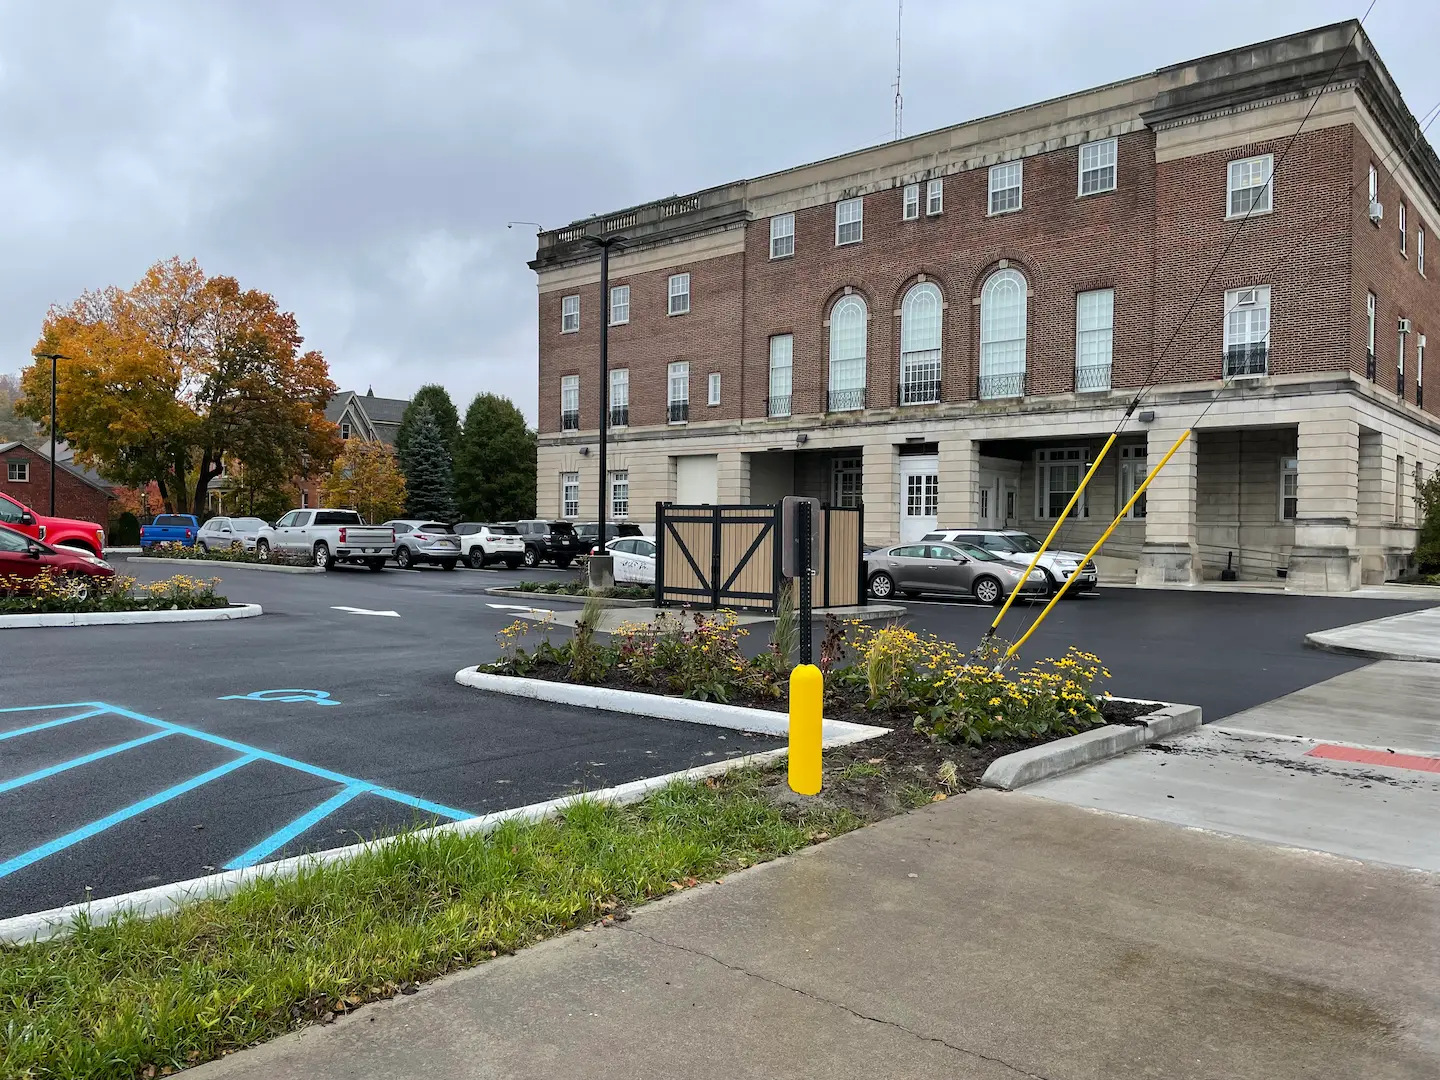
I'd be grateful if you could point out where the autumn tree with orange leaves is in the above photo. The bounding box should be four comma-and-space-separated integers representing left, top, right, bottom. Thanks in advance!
20, 257, 340, 515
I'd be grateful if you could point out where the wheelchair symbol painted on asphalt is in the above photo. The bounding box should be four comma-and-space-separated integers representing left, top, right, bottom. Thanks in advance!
219, 689, 341, 706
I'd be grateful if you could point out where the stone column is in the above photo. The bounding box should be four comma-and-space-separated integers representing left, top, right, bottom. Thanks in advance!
1287, 413, 1361, 592
861, 440, 898, 546
1136, 425, 1200, 585
938, 437, 980, 529
716, 450, 750, 504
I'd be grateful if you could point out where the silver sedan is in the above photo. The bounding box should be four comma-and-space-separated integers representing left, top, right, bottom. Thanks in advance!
865, 541, 1048, 604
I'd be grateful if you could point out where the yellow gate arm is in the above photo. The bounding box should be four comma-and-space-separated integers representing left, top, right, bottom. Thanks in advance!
1004, 428, 1192, 662
985, 433, 1117, 639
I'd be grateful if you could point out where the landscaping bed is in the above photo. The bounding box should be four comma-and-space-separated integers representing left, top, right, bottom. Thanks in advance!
0, 570, 230, 615
138, 542, 315, 567
512, 579, 654, 601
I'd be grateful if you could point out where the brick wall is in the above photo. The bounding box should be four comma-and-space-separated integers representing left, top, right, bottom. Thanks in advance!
0, 445, 112, 527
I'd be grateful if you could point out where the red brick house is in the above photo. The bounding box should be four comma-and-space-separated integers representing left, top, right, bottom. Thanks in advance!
0, 442, 115, 526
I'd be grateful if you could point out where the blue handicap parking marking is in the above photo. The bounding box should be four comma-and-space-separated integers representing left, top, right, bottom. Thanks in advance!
219, 689, 341, 706
0, 702, 472, 881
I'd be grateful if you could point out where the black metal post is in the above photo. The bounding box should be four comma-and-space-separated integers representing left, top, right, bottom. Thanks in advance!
798, 509, 813, 665
49, 354, 57, 515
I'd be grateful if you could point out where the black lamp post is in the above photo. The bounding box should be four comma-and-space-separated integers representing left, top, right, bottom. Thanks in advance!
33, 352, 67, 515
586, 233, 625, 588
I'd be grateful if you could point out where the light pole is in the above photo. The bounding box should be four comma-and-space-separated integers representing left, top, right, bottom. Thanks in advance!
586, 232, 625, 589
33, 352, 67, 515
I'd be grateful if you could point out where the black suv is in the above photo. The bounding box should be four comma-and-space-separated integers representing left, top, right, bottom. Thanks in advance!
574, 521, 643, 555
513, 520, 585, 568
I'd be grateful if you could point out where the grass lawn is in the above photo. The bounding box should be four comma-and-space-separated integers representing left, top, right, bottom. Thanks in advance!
0, 770, 856, 1080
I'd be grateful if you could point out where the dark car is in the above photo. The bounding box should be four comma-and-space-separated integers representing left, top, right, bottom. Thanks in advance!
0, 523, 115, 591
574, 521, 643, 556
512, 520, 585, 569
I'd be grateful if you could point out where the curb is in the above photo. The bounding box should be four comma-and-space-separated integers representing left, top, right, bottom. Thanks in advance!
485, 586, 654, 608
455, 667, 891, 745
128, 556, 323, 574
0, 744, 794, 946
0, 604, 263, 630
1304, 635, 1440, 663
980, 699, 1203, 790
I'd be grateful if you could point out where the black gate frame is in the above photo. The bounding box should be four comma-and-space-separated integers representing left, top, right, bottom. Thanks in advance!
655, 502, 866, 613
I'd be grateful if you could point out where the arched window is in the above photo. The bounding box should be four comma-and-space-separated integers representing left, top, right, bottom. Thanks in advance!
900, 282, 943, 404
979, 269, 1027, 399
828, 294, 868, 411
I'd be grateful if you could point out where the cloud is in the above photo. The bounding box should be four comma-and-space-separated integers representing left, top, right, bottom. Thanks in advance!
1, 0, 1435, 425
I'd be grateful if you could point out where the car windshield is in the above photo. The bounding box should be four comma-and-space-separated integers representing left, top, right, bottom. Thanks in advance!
958, 543, 1001, 562
1005, 534, 1042, 553
420, 523, 454, 534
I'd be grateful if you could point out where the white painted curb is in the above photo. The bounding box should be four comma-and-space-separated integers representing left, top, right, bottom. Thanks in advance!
129, 556, 323, 574
980, 698, 1202, 790
454, 667, 891, 746
0, 604, 263, 629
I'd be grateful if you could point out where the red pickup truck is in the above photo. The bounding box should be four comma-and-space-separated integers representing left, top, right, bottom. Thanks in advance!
0, 491, 106, 555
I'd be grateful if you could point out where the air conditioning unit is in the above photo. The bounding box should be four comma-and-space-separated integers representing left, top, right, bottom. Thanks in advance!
1369, 200, 1385, 223
1399, 318, 1413, 334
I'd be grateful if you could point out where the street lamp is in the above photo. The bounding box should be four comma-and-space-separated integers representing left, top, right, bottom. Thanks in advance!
586, 232, 626, 589
32, 352, 68, 516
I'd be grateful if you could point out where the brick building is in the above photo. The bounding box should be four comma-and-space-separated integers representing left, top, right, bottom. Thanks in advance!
0, 442, 114, 527
295, 388, 410, 509
530, 22, 1440, 589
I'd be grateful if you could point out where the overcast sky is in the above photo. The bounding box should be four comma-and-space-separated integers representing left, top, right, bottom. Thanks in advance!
2, 0, 1436, 424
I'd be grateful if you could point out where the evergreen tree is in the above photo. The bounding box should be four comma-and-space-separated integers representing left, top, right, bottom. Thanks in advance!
400, 404, 458, 520
396, 384, 460, 461
455, 393, 537, 521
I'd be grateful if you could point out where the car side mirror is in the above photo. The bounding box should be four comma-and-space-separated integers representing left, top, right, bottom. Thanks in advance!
26, 543, 43, 559
952, 555, 968, 563
19, 512, 35, 526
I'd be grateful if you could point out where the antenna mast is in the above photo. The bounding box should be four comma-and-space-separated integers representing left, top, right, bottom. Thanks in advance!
892, 0, 904, 140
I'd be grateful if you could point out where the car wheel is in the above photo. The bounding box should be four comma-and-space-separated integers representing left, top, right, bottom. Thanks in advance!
554, 556, 572, 569
256, 539, 271, 562
868, 571, 896, 599
197, 541, 209, 554
395, 545, 413, 569
1040, 568, 1058, 597
366, 558, 386, 572
504, 558, 522, 570
973, 575, 1003, 606
314, 541, 333, 570
467, 550, 486, 570
523, 546, 540, 568
440, 559, 457, 571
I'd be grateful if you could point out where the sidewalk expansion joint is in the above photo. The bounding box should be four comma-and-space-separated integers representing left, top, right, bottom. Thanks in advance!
616, 924, 1056, 1080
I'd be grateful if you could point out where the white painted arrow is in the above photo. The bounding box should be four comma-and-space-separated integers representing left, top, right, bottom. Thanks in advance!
331, 605, 401, 618
486, 603, 554, 614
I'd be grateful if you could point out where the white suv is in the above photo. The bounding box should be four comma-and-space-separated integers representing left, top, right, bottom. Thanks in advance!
454, 523, 525, 569
921, 529, 1098, 597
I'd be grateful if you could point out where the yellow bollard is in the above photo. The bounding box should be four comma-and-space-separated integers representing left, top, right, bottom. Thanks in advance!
788, 663, 823, 795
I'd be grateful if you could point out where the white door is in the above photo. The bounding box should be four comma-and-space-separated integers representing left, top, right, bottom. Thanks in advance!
899, 455, 939, 543
977, 471, 999, 529
676, 455, 719, 505
1000, 479, 1019, 525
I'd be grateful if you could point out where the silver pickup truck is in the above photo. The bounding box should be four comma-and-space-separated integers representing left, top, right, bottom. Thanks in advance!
255, 509, 395, 570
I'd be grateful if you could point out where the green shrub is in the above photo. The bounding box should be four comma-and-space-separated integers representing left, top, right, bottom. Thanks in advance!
1415, 472, 1440, 573
0, 570, 228, 614
110, 512, 141, 546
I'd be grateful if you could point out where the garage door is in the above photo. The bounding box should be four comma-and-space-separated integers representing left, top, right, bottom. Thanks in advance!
676, 454, 718, 504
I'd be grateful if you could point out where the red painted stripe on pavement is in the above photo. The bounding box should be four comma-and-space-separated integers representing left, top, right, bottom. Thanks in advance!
1307, 744, 1440, 774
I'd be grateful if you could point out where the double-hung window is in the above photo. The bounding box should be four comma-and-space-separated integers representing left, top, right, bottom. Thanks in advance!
609, 470, 629, 519
988, 162, 1022, 215
1401, 203, 1408, 254
1118, 444, 1147, 519
768, 334, 793, 418
1075, 288, 1114, 391
1223, 286, 1270, 377
561, 375, 580, 431
609, 368, 629, 428
835, 198, 863, 245
902, 184, 920, 221
828, 295, 868, 411
926, 178, 943, 215
1280, 457, 1298, 522
1367, 292, 1378, 379
609, 284, 629, 325
899, 282, 942, 404
561, 472, 580, 518
1078, 138, 1117, 195
707, 372, 721, 407
667, 362, 689, 423
1420, 228, 1427, 276
769, 213, 794, 259
832, 457, 862, 508
560, 295, 580, 333
1227, 154, 1273, 217
6, 461, 28, 483
668, 273, 690, 316
1036, 447, 1089, 520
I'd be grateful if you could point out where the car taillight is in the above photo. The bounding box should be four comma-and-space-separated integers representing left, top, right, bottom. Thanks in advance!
185, 529, 192, 538
414, 533, 429, 541
339, 527, 347, 543
389, 528, 396, 542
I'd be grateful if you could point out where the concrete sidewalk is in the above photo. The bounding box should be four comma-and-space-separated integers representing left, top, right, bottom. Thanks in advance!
1307, 605, 1440, 661
192, 791, 1440, 1080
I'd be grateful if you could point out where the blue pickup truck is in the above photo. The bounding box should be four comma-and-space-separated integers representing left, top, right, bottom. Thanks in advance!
140, 514, 200, 550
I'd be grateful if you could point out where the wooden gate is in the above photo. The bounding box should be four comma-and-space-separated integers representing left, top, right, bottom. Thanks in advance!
655, 502, 865, 612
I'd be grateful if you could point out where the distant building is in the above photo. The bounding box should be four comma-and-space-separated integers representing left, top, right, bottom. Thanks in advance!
297, 387, 411, 509
530, 21, 1440, 589
0, 441, 115, 526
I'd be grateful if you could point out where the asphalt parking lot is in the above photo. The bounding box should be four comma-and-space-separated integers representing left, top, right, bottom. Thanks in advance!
1, 559, 1434, 921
